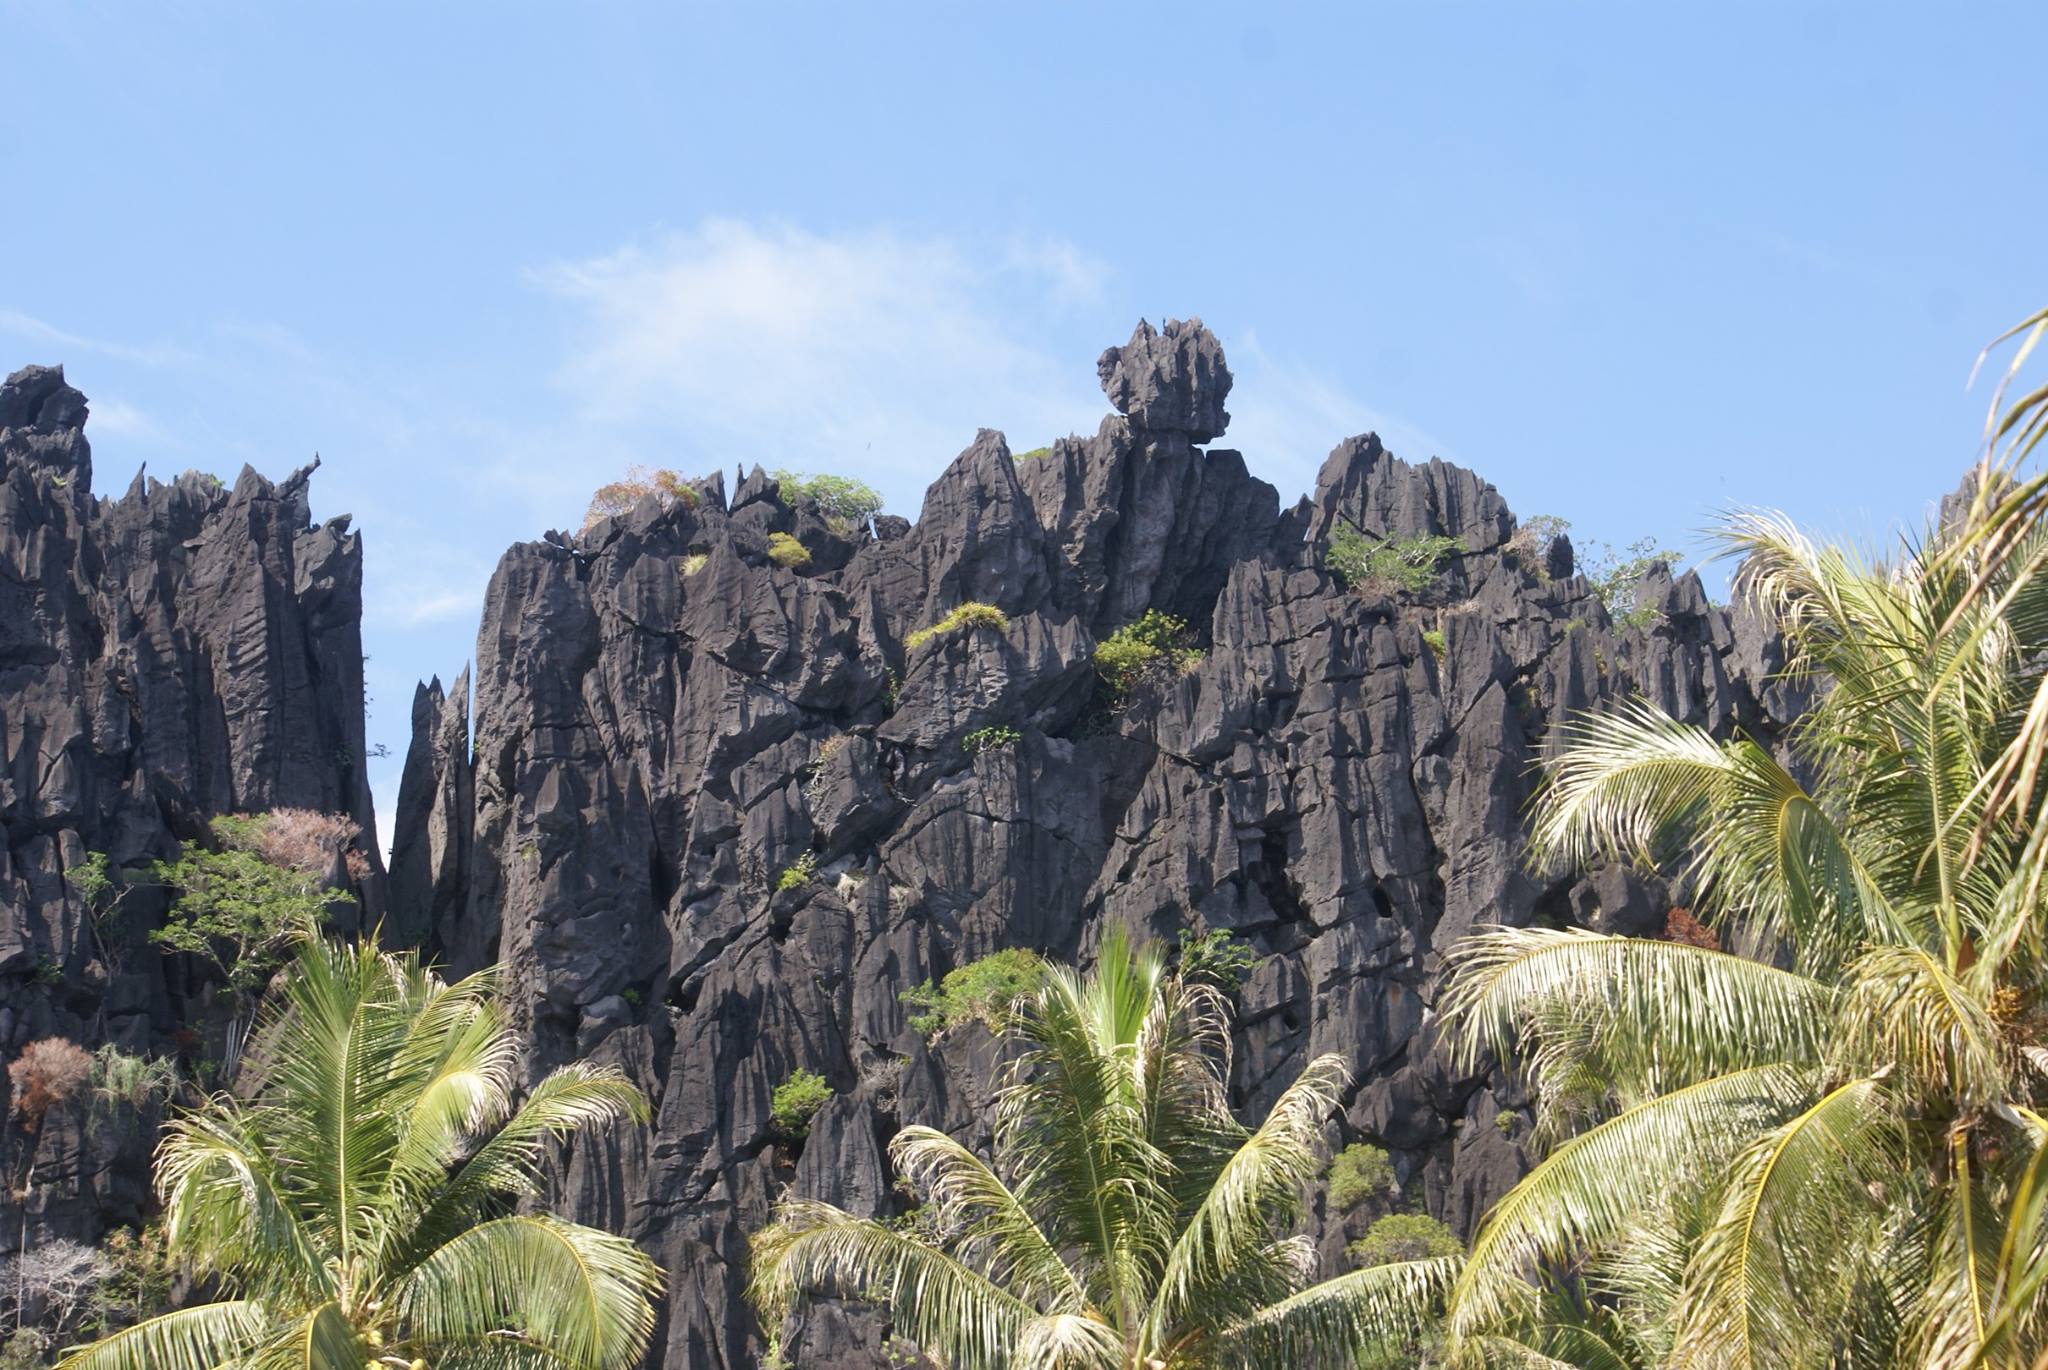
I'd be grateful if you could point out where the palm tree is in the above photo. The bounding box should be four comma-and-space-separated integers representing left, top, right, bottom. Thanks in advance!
57, 938, 663, 1370
1434, 453, 2048, 1365
749, 930, 1456, 1369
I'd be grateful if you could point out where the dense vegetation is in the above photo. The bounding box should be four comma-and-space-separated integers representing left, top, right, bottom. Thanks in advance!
772, 470, 885, 534
1325, 528, 1461, 593
1429, 313, 2048, 1366
54, 939, 661, 1370
898, 947, 1048, 1040
753, 930, 1452, 1368
1093, 610, 1204, 705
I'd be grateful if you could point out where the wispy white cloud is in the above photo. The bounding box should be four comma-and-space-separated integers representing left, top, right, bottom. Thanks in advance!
1224, 331, 1465, 500
526, 220, 1111, 506
83, 396, 170, 443
388, 586, 482, 628
0, 309, 197, 369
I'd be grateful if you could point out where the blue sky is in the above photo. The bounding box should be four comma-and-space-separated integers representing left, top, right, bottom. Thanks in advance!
4, 1, 2044, 847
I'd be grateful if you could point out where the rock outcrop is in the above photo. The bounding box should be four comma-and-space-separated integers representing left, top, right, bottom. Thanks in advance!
0, 325, 1805, 1367
0, 363, 382, 1251
380, 319, 1802, 1367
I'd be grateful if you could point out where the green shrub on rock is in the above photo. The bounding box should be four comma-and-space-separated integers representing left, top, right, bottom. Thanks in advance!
769, 1068, 834, 1139
774, 852, 817, 893
766, 532, 811, 569
962, 725, 1021, 755
1346, 1212, 1461, 1268
1326, 528, 1460, 594
1094, 610, 1203, 703
772, 471, 884, 534
1326, 1142, 1399, 1213
903, 602, 1008, 652
899, 948, 1047, 1039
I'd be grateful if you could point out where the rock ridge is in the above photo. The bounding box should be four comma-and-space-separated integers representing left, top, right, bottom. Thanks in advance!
385, 320, 1800, 1366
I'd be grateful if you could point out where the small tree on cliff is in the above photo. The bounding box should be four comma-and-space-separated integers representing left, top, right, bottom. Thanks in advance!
56, 938, 662, 1370
749, 929, 1453, 1368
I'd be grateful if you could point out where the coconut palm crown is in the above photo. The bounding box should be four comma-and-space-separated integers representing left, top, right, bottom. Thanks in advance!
58, 937, 663, 1370
749, 929, 1455, 1369
1436, 480, 2048, 1366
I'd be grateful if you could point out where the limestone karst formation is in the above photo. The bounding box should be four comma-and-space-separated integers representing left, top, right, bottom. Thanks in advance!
0, 321, 1804, 1366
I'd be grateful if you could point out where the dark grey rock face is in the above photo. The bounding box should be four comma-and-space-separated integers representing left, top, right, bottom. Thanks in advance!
0, 328, 1800, 1368
381, 321, 1801, 1367
0, 363, 381, 1250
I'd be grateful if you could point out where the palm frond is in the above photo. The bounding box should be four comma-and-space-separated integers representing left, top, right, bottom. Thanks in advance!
1440, 927, 1831, 1105
1835, 944, 2007, 1109
1000, 945, 1172, 1321
1671, 1077, 1904, 1369
1529, 698, 1907, 963
1013, 1311, 1124, 1369
1448, 1065, 1812, 1336
1145, 1053, 1348, 1347
241, 1301, 367, 1370
1912, 1130, 2008, 1368
889, 1123, 1081, 1309
1204, 1256, 1458, 1369
154, 1104, 325, 1294
394, 1213, 661, 1370
52, 1300, 268, 1370
393, 1063, 649, 1268
748, 1199, 1034, 1370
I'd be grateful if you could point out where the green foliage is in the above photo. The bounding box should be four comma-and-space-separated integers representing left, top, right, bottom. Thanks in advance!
148, 815, 348, 995
898, 948, 1047, 1040
753, 930, 1455, 1366
961, 725, 1020, 756
1435, 447, 2048, 1362
1093, 610, 1203, 702
66, 851, 114, 908
55, 938, 661, 1370
1326, 1143, 1399, 1214
774, 852, 817, 894
1581, 534, 1676, 628
773, 471, 885, 534
89, 1045, 179, 1116
680, 551, 709, 577
1348, 1213, 1462, 1268
1011, 446, 1052, 463
73, 1225, 173, 1345
1421, 627, 1447, 659
1325, 528, 1461, 594
903, 602, 1008, 652
769, 1069, 834, 1140
1176, 927, 1256, 990
766, 532, 812, 569
620, 986, 642, 1008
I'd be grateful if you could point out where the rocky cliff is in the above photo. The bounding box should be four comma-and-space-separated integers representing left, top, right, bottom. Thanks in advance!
378, 319, 1805, 1367
0, 324, 1803, 1367
0, 363, 382, 1253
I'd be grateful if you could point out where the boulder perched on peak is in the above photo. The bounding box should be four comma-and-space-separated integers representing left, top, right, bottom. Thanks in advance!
1097, 317, 1232, 442
0, 363, 93, 487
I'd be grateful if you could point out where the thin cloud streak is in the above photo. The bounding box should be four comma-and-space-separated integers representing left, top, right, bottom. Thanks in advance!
0, 309, 198, 369
528, 220, 1112, 498
1224, 331, 1465, 501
